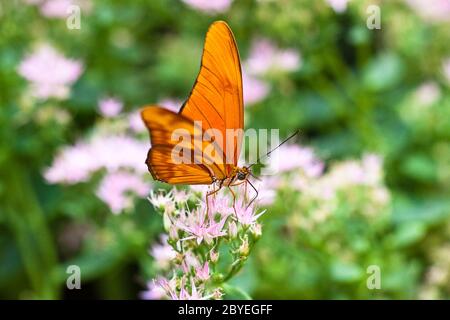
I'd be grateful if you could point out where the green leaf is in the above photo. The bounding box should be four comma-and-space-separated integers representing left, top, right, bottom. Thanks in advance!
330, 261, 364, 283
391, 222, 426, 248
363, 52, 404, 91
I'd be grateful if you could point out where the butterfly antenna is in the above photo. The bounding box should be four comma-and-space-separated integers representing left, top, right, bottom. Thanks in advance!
248, 130, 300, 168
249, 172, 261, 181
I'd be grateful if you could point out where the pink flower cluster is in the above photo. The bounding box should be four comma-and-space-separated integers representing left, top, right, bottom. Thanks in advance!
96, 171, 149, 214
142, 188, 265, 300
267, 144, 324, 176
243, 39, 301, 106
254, 142, 388, 212
18, 44, 83, 100
44, 134, 148, 184
325, 154, 384, 189
98, 97, 123, 117
242, 72, 271, 106
406, 0, 450, 22
248, 143, 324, 206
45, 130, 150, 214
181, 0, 233, 14
25, 0, 92, 18
286, 151, 388, 209
245, 39, 302, 76
326, 0, 350, 13
128, 111, 146, 133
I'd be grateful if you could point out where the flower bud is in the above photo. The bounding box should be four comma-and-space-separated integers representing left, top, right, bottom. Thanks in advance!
163, 212, 172, 231
238, 236, 249, 257
169, 225, 179, 241
210, 250, 219, 263
212, 288, 224, 300
228, 221, 238, 239
250, 223, 262, 238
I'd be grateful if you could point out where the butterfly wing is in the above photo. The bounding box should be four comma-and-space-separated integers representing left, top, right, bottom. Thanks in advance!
141, 106, 227, 184
179, 21, 244, 174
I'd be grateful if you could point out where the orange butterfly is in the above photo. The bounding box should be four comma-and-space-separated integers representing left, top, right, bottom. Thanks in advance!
141, 21, 253, 204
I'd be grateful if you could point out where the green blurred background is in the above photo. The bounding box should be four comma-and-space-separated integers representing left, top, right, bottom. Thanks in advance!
0, 0, 449, 299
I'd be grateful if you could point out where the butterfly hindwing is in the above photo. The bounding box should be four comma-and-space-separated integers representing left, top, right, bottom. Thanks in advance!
141, 106, 227, 184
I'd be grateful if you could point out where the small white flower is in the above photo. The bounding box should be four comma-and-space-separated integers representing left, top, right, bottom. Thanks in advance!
148, 190, 174, 211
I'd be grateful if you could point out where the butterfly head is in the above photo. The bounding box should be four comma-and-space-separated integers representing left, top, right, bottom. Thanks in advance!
236, 166, 250, 181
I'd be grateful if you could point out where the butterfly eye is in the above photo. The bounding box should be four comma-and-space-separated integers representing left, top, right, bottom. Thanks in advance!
237, 172, 247, 180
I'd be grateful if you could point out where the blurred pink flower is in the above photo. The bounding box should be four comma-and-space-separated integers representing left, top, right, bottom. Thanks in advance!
44, 134, 148, 184
243, 72, 270, 106
443, 58, 450, 84
268, 144, 324, 176
18, 44, 83, 100
98, 97, 123, 117
150, 235, 177, 269
44, 142, 94, 183
361, 154, 383, 185
327, 154, 383, 189
406, 0, 450, 22
24, 0, 44, 4
96, 171, 149, 214
158, 98, 183, 113
245, 39, 301, 76
181, 0, 233, 14
414, 82, 441, 106
90, 135, 148, 173
40, 0, 72, 17
326, 0, 349, 13
26, 0, 93, 18
128, 110, 147, 133
140, 281, 166, 300
254, 176, 280, 206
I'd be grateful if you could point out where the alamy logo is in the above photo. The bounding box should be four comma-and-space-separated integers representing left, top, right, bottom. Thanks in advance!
67, 5, 81, 30
66, 265, 81, 290
366, 265, 381, 290
366, 5, 381, 30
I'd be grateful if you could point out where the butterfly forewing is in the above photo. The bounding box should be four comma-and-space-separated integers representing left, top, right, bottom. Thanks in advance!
179, 21, 244, 173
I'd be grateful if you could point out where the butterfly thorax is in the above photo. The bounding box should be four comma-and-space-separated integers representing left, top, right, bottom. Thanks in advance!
218, 165, 249, 186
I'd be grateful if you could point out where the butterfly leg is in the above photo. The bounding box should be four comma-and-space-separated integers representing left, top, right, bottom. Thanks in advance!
206, 181, 223, 214
226, 178, 245, 216
228, 180, 257, 208
227, 184, 238, 216
245, 179, 259, 209
244, 179, 248, 202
